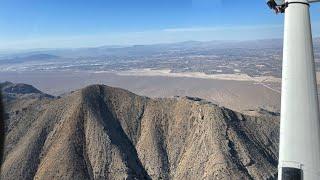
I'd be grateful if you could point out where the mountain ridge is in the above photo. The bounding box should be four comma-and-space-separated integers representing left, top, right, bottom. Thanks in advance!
1, 82, 280, 179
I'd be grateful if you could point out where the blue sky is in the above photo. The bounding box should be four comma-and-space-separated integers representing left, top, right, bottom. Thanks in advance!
0, 0, 319, 49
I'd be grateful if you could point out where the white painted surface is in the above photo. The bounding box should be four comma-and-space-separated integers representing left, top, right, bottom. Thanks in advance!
279, 0, 320, 179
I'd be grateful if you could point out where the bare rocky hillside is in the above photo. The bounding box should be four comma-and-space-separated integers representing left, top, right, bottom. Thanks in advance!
0, 82, 280, 179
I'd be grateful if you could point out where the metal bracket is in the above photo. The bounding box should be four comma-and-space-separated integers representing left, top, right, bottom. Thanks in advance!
278, 1, 310, 13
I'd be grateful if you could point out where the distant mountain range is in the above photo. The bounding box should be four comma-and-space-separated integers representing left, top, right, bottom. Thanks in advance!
0, 54, 59, 64
3, 38, 318, 59
1, 82, 280, 179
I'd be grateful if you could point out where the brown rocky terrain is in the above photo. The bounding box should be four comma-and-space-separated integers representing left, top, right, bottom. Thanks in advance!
0, 82, 280, 179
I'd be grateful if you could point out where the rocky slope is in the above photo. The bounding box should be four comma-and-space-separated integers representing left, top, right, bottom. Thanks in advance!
0, 82, 280, 179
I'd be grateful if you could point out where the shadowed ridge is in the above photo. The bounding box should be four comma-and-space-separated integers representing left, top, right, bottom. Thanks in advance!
219, 107, 278, 179
82, 84, 149, 145
80, 85, 151, 179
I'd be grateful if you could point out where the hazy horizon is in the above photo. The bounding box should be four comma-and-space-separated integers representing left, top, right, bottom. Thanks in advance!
0, 37, 315, 54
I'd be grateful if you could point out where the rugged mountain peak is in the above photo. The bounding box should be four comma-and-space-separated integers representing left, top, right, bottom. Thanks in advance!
1, 84, 280, 180
2, 82, 42, 95
0, 82, 54, 103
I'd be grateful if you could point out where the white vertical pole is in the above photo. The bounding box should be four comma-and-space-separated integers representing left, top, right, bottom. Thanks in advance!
279, 0, 320, 179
